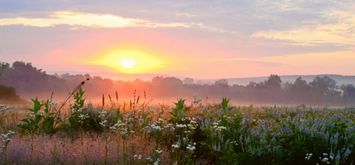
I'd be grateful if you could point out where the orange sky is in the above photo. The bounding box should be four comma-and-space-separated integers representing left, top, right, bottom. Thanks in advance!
0, 1, 354, 79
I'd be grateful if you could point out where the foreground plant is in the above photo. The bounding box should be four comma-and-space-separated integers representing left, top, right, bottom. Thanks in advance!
18, 98, 56, 134
171, 99, 186, 123
1, 130, 15, 164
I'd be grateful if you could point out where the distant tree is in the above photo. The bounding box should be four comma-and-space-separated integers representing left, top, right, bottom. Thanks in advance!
258, 74, 283, 101
0, 61, 66, 96
310, 76, 337, 96
214, 79, 229, 87
286, 77, 312, 103
212, 79, 229, 97
0, 62, 10, 77
288, 77, 310, 93
163, 77, 183, 87
151, 76, 184, 96
308, 76, 341, 103
183, 78, 194, 85
293, 77, 308, 89
246, 81, 257, 88
152, 76, 163, 84
264, 74, 282, 89
342, 84, 355, 102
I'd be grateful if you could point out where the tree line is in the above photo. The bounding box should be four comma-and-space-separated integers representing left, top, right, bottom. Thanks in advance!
1, 61, 355, 105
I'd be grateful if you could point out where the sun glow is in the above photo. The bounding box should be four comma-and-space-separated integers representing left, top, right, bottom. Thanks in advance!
95, 49, 165, 74
120, 58, 136, 69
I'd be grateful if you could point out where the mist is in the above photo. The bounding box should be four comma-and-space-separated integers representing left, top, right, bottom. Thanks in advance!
1, 61, 355, 107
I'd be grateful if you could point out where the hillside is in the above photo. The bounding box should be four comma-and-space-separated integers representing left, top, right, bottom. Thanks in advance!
202, 75, 355, 86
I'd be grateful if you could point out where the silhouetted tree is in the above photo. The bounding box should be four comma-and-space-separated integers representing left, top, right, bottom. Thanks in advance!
309, 76, 340, 103
214, 79, 229, 87
1, 61, 355, 105
342, 84, 355, 102
0, 62, 10, 77
213, 79, 229, 96
310, 76, 336, 95
264, 74, 282, 89
286, 77, 312, 103
183, 78, 194, 85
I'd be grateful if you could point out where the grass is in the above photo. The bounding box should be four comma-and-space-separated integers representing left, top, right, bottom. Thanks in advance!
0, 89, 354, 165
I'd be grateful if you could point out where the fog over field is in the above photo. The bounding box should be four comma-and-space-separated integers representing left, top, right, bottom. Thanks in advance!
1, 61, 355, 106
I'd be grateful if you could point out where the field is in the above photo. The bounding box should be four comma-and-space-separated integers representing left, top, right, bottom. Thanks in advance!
0, 88, 354, 165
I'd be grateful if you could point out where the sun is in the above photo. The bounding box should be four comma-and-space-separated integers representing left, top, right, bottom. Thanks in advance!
95, 49, 165, 74
120, 58, 136, 69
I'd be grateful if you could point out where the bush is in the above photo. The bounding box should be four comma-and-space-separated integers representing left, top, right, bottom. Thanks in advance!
0, 85, 21, 102
18, 98, 56, 134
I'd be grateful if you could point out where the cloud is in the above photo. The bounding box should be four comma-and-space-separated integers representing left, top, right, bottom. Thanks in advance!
0, 10, 239, 36
261, 50, 355, 74
251, 10, 355, 46
0, 11, 190, 28
209, 57, 284, 67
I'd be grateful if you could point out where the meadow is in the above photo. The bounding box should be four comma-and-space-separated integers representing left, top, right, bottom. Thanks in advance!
0, 88, 354, 165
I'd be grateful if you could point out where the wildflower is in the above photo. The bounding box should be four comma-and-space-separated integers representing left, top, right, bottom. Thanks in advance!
153, 159, 160, 165
151, 124, 162, 131
146, 157, 152, 161
120, 128, 128, 136
186, 143, 196, 151
78, 113, 89, 123
99, 111, 107, 118
212, 121, 220, 127
155, 148, 163, 154
99, 120, 108, 127
157, 118, 165, 123
214, 126, 227, 132
175, 124, 187, 128
27, 112, 35, 118
133, 154, 142, 160
321, 157, 329, 163
329, 155, 334, 160
212, 144, 221, 152
38, 111, 45, 116
187, 124, 196, 130
344, 148, 352, 156
230, 141, 238, 146
109, 126, 116, 132
190, 118, 197, 124
1, 130, 15, 147
171, 142, 180, 149
73, 106, 84, 113
110, 120, 126, 132
305, 153, 313, 160
164, 123, 174, 130
335, 154, 341, 161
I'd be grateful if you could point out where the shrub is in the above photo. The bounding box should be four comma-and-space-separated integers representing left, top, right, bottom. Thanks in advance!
18, 98, 56, 134
171, 99, 186, 123
0, 85, 21, 102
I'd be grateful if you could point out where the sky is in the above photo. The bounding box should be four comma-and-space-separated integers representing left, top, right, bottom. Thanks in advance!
0, 0, 354, 79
